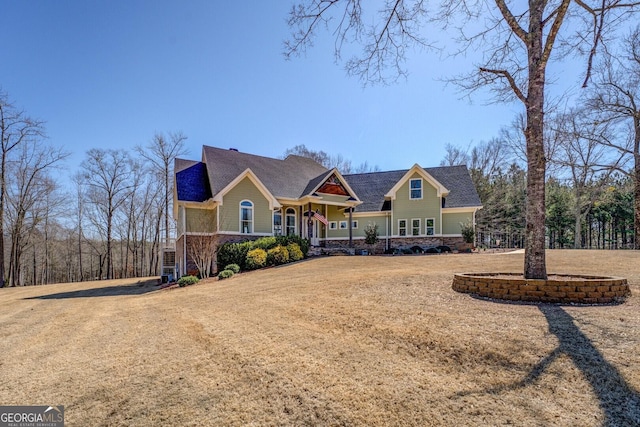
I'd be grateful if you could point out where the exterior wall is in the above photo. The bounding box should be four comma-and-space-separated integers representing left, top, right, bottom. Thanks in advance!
219, 177, 272, 234
323, 236, 462, 253
392, 172, 441, 235
442, 211, 473, 235
325, 213, 389, 240
185, 207, 216, 233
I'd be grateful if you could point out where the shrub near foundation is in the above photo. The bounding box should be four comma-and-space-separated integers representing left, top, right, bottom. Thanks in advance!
286, 243, 304, 262
246, 248, 267, 270
224, 264, 241, 274
267, 245, 289, 266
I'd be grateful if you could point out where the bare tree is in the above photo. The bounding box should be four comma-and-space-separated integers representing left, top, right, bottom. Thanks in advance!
0, 90, 46, 286
135, 132, 188, 243
286, 0, 639, 278
5, 140, 68, 286
81, 149, 134, 280
586, 26, 640, 247
440, 143, 470, 167
283, 144, 380, 173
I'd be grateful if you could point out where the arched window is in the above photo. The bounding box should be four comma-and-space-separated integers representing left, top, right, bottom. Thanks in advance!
240, 200, 253, 234
285, 208, 296, 236
273, 208, 282, 236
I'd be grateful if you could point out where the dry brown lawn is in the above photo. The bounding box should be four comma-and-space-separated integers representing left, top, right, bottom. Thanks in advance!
1, 250, 639, 426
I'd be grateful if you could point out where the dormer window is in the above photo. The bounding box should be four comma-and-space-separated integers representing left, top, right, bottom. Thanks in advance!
410, 178, 422, 200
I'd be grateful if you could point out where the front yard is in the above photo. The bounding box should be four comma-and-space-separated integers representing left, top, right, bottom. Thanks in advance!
0, 250, 638, 426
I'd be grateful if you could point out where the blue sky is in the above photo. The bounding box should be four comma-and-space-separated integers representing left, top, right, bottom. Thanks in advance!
1, 1, 523, 177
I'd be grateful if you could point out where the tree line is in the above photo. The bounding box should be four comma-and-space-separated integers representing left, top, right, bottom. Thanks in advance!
0, 88, 187, 286
441, 23, 640, 250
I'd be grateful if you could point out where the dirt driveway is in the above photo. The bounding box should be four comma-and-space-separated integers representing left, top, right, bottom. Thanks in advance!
0, 250, 639, 426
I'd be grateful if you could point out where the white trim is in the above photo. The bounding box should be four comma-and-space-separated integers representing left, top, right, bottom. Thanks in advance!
285, 207, 297, 236
239, 199, 254, 234
384, 164, 450, 200
213, 168, 281, 209
409, 178, 423, 200
398, 219, 407, 236
307, 168, 362, 203
425, 217, 435, 236
215, 231, 273, 237
411, 218, 421, 236
442, 206, 483, 213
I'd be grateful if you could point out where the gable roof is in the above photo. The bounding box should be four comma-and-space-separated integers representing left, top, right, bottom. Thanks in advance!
175, 146, 481, 212
345, 164, 481, 213
200, 146, 328, 200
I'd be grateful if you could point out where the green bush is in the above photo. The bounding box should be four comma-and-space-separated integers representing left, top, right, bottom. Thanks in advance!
286, 243, 303, 262
217, 241, 253, 271
267, 245, 289, 266
224, 263, 240, 274
276, 235, 310, 257
252, 236, 277, 251
218, 269, 235, 280
177, 275, 199, 287
246, 248, 267, 270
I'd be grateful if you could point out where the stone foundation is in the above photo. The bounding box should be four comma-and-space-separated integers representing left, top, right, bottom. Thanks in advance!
452, 273, 630, 304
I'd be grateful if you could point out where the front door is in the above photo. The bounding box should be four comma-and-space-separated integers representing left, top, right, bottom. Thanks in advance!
305, 218, 320, 246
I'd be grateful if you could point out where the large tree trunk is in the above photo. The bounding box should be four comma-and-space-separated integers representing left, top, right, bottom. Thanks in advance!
524, 1, 548, 279
634, 118, 640, 249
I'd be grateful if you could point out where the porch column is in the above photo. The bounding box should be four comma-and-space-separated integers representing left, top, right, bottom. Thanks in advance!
348, 207, 353, 248
307, 202, 313, 241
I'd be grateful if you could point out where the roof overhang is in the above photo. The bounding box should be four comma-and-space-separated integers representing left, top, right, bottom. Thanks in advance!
212, 168, 281, 209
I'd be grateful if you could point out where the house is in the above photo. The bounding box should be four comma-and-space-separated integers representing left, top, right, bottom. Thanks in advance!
172, 145, 482, 275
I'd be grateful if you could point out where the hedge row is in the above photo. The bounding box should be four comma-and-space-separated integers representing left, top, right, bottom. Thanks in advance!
217, 235, 310, 272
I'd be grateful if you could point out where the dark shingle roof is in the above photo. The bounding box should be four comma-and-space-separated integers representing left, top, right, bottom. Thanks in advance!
201, 146, 328, 199
176, 147, 481, 211
175, 159, 212, 202
344, 165, 481, 213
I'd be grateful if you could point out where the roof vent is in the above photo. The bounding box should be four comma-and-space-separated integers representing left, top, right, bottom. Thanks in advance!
229, 148, 238, 152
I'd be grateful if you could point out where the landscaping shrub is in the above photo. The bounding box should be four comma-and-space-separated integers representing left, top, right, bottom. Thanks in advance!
224, 263, 240, 274
267, 245, 289, 266
286, 243, 303, 262
218, 269, 235, 280
276, 235, 310, 257
246, 248, 267, 270
217, 241, 253, 271
177, 275, 199, 287
251, 236, 277, 251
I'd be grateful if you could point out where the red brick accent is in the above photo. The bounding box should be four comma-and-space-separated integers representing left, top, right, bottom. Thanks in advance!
452, 273, 630, 304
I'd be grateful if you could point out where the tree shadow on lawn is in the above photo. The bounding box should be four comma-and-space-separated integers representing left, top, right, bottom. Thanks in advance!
24, 280, 162, 299
455, 305, 640, 426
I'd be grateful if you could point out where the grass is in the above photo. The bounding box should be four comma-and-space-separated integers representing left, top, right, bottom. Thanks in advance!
0, 250, 639, 426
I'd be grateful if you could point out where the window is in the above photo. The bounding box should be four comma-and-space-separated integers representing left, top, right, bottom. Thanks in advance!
412, 218, 421, 236
352, 220, 358, 229
426, 218, 435, 235
339, 221, 348, 229
240, 200, 253, 234
273, 209, 282, 236
410, 178, 422, 199
398, 219, 407, 236
329, 221, 338, 230
285, 208, 296, 236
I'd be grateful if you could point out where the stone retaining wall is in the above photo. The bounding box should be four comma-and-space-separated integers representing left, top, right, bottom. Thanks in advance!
452, 273, 630, 304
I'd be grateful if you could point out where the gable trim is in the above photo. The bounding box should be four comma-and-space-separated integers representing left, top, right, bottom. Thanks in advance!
308, 168, 361, 202
212, 168, 281, 210
384, 164, 450, 200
